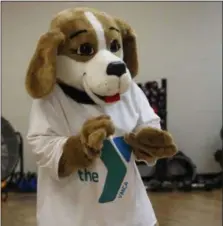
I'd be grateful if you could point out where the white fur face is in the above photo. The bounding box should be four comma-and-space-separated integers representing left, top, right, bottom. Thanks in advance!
56, 11, 132, 105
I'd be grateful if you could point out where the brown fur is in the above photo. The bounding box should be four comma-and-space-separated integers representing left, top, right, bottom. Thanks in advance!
94, 12, 138, 77
115, 18, 138, 77
25, 7, 138, 98
52, 10, 99, 63
134, 148, 157, 164
59, 115, 115, 178
25, 30, 65, 98
59, 135, 91, 177
125, 127, 177, 162
93, 12, 123, 59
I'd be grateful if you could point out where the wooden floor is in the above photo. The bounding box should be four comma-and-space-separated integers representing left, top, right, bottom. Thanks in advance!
1, 190, 222, 226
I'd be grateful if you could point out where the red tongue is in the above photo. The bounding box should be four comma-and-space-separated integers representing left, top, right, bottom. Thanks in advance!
104, 94, 120, 103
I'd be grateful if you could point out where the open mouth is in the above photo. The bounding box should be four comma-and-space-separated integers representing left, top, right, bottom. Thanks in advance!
96, 93, 120, 103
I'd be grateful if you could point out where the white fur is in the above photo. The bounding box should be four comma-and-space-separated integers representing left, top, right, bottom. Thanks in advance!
56, 12, 132, 105
56, 56, 84, 90
83, 49, 131, 105
84, 12, 106, 50
83, 49, 131, 94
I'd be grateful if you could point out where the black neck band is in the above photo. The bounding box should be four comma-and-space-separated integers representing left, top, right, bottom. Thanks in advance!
57, 82, 96, 105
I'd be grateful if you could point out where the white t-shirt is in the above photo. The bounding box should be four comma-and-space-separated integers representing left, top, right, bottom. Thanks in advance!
27, 81, 160, 226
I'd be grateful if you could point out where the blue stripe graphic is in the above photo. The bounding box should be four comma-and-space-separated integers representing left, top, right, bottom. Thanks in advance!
113, 136, 132, 162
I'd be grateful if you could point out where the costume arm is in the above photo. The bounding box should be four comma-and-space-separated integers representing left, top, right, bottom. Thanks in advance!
131, 82, 162, 165
27, 98, 89, 180
133, 82, 161, 131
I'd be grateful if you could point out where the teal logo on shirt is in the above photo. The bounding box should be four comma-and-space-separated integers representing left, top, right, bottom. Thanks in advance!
78, 137, 132, 203
99, 137, 132, 203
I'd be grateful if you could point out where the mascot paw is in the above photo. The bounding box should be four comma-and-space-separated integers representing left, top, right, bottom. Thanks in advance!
133, 148, 157, 164
81, 115, 115, 159
125, 127, 177, 159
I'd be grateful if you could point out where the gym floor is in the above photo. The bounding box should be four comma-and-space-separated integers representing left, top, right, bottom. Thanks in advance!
1, 190, 221, 226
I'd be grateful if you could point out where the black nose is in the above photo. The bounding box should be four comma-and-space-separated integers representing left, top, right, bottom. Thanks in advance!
106, 61, 126, 77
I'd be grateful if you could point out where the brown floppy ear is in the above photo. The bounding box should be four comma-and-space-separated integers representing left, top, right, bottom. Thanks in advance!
25, 29, 65, 98
115, 18, 138, 77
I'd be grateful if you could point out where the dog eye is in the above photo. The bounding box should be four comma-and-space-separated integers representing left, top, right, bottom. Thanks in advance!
71, 43, 94, 56
110, 40, 121, 53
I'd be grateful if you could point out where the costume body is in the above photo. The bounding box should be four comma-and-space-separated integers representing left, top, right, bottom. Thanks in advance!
26, 7, 177, 226
27, 82, 160, 226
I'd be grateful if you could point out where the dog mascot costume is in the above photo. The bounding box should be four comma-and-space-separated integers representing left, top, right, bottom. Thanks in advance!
26, 7, 177, 226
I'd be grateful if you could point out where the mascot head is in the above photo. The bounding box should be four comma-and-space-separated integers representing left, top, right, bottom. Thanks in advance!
26, 7, 138, 105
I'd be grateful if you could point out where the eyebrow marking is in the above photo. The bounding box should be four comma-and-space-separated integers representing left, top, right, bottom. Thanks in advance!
69, 29, 87, 39
109, 27, 120, 33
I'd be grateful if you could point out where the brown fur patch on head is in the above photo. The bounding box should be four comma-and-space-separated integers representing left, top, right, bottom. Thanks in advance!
51, 8, 99, 62
92, 11, 138, 77
93, 12, 123, 58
